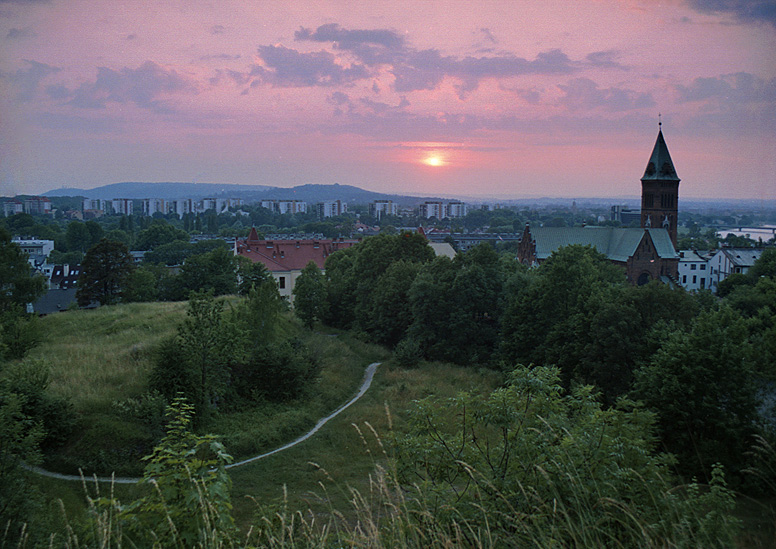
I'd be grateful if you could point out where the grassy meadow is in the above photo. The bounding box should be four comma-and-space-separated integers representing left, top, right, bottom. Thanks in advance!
16, 299, 503, 537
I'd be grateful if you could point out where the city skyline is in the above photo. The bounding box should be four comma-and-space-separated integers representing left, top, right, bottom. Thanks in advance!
1, 0, 774, 200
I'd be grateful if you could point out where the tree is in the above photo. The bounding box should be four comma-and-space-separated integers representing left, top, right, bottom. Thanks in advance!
236, 256, 272, 296
178, 291, 233, 420
134, 221, 188, 251
76, 239, 135, 306
105, 397, 235, 547
64, 220, 93, 253
293, 261, 328, 329
633, 306, 760, 480
0, 228, 46, 313
177, 247, 237, 296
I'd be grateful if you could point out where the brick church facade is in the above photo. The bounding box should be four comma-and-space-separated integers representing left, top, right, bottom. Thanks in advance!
518, 126, 680, 284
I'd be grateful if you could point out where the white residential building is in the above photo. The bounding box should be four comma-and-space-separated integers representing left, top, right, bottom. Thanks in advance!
12, 238, 55, 258
369, 200, 399, 219
707, 248, 764, 293
261, 200, 307, 215
446, 201, 468, 218
171, 198, 195, 218
83, 198, 109, 212
112, 198, 134, 215
143, 198, 169, 216
678, 250, 710, 291
24, 196, 52, 215
2, 199, 24, 217
419, 201, 445, 219
316, 200, 347, 219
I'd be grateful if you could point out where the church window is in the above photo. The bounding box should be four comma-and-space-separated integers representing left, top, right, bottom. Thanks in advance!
638, 273, 651, 286
645, 193, 654, 207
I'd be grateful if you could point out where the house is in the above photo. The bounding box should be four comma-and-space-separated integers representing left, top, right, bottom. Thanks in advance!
678, 250, 711, 291
707, 248, 763, 293
234, 227, 358, 301
517, 124, 680, 284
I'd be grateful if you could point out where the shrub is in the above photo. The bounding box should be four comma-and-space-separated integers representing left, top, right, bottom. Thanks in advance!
394, 338, 422, 368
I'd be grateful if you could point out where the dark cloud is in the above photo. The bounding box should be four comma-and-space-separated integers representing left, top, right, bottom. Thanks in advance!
67, 61, 197, 112
585, 50, 629, 70
685, 0, 776, 27
676, 72, 776, 103
558, 78, 655, 111
295, 23, 405, 49
0, 59, 59, 101
126, 33, 136, 40
6, 27, 35, 39
328, 91, 350, 105
211, 24, 225, 35
480, 28, 498, 44
250, 44, 371, 87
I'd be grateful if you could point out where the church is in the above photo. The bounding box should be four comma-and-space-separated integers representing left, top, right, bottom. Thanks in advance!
517, 126, 680, 285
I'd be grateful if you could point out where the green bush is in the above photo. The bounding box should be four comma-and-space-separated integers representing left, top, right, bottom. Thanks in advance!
394, 338, 422, 368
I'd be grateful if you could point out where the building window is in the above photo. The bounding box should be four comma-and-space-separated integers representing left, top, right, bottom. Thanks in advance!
691, 264, 697, 270
692, 275, 697, 284
278, 277, 286, 289
682, 275, 687, 283
700, 278, 706, 289
700, 264, 706, 270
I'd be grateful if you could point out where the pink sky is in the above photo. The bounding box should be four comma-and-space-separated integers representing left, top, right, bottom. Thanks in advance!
1, 0, 774, 200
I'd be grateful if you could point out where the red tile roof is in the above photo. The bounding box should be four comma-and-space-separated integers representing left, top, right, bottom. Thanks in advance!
235, 228, 359, 271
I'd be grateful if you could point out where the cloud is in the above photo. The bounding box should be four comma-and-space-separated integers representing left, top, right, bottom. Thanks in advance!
585, 50, 629, 70
294, 23, 405, 49
558, 78, 655, 111
250, 44, 371, 87
67, 61, 197, 112
0, 59, 59, 101
6, 27, 35, 39
676, 72, 776, 104
480, 28, 498, 44
685, 0, 776, 27
126, 33, 136, 40
293, 23, 578, 95
210, 24, 225, 35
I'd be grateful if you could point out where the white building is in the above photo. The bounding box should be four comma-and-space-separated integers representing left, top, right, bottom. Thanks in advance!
261, 200, 307, 215
2, 199, 24, 217
316, 200, 347, 219
369, 200, 399, 220
12, 238, 55, 258
419, 201, 445, 219
24, 197, 52, 215
446, 201, 468, 218
678, 250, 710, 291
171, 198, 195, 218
143, 198, 169, 217
707, 248, 764, 293
83, 198, 109, 212
112, 198, 134, 215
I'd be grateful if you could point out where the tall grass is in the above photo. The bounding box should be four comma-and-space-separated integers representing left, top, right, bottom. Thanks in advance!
18, 301, 188, 412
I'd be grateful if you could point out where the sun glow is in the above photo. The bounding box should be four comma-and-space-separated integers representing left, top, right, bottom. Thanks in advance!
423, 155, 444, 167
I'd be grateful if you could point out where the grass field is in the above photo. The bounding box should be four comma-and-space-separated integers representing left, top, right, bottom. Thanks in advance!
19, 300, 503, 536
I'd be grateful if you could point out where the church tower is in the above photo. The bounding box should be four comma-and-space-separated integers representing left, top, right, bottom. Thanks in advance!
640, 122, 680, 247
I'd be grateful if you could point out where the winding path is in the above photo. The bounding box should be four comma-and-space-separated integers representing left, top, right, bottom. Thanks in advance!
26, 362, 381, 485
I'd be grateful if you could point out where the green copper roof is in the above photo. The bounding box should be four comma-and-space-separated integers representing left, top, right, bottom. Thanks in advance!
641, 129, 679, 181
530, 226, 677, 262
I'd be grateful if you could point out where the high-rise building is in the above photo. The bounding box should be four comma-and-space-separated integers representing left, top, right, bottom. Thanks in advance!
316, 200, 347, 219
369, 200, 398, 220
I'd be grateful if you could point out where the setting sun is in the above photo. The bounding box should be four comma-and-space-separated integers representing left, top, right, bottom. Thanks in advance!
423, 155, 444, 167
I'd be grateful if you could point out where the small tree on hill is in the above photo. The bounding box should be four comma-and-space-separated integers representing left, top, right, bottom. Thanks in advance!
293, 261, 328, 329
77, 239, 135, 306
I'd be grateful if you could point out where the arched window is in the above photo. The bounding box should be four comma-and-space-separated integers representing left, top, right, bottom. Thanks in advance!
637, 272, 651, 286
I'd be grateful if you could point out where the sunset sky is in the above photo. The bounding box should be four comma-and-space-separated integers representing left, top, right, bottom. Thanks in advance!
1, 0, 774, 200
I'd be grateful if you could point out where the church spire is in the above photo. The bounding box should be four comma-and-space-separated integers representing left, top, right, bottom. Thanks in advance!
640, 122, 680, 248
641, 122, 679, 181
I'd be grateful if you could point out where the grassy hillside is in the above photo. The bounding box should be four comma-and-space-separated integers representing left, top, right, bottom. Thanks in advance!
21, 300, 503, 537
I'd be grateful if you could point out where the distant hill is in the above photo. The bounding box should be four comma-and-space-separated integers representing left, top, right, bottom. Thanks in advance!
44, 182, 274, 200
43, 181, 446, 206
